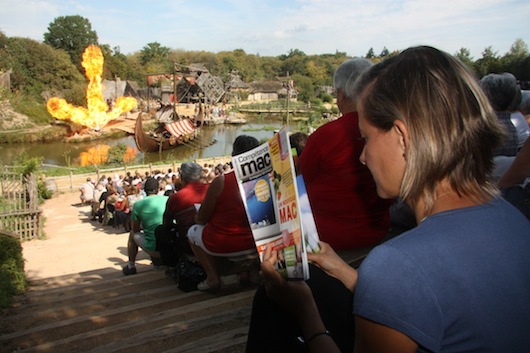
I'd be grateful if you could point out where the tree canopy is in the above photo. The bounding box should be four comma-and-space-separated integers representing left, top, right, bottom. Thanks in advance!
43, 15, 98, 72
3, 18, 530, 109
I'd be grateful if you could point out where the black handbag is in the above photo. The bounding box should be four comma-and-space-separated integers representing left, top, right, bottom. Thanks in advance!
177, 259, 206, 292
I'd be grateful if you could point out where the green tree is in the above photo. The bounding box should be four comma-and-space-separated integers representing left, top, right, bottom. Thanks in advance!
292, 73, 314, 102
106, 143, 129, 165
43, 15, 98, 71
0, 30, 7, 48
306, 59, 329, 86
365, 47, 375, 59
473, 46, 501, 78
379, 47, 389, 58
140, 42, 170, 65
101, 44, 133, 80
280, 49, 308, 76
259, 56, 283, 79
454, 47, 474, 71
500, 38, 529, 79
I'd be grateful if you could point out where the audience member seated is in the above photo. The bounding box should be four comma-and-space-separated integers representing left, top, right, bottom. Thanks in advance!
103, 187, 119, 226
289, 132, 308, 174
480, 73, 521, 179
79, 177, 95, 205
96, 185, 115, 224
126, 184, 143, 212
521, 91, 530, 126
91, 182, 106, 220
507, 82, 530, 148
498, 137, 530, 219
114, 186, 131, 232
298, 58, 392, 251
122, 177, 169, 275
160, 162, 210, 267
187, 136, 259, 291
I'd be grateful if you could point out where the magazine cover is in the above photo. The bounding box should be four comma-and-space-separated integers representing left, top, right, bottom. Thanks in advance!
232, 128, 319, 280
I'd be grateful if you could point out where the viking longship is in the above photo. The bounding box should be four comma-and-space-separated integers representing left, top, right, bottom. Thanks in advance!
134, 104, 203, 153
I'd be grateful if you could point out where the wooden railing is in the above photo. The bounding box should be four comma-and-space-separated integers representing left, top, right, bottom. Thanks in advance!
0, 172, 42, 241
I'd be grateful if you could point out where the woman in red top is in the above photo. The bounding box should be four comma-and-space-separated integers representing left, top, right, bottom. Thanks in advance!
187, 135, 259, 291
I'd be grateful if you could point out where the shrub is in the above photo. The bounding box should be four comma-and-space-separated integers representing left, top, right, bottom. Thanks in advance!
106, 143, 128, 165
38, 180, 54, 201
0, 233, 27, 309
320, 92, 333, 103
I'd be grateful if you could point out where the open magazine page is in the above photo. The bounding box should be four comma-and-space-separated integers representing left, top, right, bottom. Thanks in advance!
233, 128, 318, 280
296, 174, 320, 254
232, 141, 280, 241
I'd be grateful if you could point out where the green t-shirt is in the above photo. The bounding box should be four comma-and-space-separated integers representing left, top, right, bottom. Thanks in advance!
131, 194, 168, 250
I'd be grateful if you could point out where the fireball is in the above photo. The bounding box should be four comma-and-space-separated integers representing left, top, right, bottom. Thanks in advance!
47, 45, 137, 130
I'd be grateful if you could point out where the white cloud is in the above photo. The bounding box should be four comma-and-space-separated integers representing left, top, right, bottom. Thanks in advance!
0, 0, 528, 57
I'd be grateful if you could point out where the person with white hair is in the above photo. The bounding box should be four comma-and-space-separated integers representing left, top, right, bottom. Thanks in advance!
298, 58, 392, 250
160, 162, 210, 267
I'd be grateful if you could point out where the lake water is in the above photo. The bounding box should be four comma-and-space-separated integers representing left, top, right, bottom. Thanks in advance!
0, 118, 302, 167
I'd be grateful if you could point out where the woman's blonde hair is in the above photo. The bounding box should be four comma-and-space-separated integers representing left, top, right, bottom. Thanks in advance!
355, 46, 503, 212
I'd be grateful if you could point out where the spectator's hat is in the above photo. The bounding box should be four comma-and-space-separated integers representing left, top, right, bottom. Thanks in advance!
144, 177, 158, 193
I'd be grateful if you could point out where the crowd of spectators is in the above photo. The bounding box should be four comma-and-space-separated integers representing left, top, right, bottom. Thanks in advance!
83, 163, 232, 232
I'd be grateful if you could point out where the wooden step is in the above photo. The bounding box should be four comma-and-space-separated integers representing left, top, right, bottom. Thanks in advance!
1, 267, 258, 353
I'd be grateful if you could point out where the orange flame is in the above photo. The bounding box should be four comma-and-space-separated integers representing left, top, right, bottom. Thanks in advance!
77, 144, 138, 166
47, 45, 138, 130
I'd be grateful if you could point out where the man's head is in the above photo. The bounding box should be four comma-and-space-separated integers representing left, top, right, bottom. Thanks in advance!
232, 135, 260, 156
180, 162, 203, 184
333, 58, 373, 113
480, 72, 519, 112
143, 177, 159, 195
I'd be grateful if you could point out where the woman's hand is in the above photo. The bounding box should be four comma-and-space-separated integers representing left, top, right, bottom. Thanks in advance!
261, 245, 343, 353
260, 245, 317, 322
308, 242, 358, 292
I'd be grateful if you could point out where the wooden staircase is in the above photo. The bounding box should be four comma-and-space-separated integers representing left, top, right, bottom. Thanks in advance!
1, 265, 256, 352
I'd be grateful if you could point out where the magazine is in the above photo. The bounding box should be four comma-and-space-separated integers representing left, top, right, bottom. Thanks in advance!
232, 128, 320, 280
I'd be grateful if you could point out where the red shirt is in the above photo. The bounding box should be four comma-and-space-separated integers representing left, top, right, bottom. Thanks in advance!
166, 181, 209, 228
202, 171, 255, 253
299, 111, 392, 250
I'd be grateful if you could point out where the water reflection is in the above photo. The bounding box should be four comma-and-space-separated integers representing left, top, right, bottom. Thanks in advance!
0, 119, 298, 167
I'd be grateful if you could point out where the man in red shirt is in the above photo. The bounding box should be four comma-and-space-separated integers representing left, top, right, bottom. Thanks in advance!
160, 162, 209, 267
299, 58, 392, 250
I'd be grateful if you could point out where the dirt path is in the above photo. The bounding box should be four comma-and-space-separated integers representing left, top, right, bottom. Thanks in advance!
21, 191, 151, 280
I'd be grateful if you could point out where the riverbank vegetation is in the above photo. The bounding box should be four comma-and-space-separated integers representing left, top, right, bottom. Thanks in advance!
1, 16, 528, 142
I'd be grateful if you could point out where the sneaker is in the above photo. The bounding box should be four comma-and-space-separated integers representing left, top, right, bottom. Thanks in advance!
122, 266, 137, 275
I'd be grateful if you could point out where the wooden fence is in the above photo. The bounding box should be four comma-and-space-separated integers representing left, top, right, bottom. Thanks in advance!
0, 172, 41, 241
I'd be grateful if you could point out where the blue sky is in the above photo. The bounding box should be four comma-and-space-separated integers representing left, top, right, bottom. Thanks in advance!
1, 0, 529, 59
